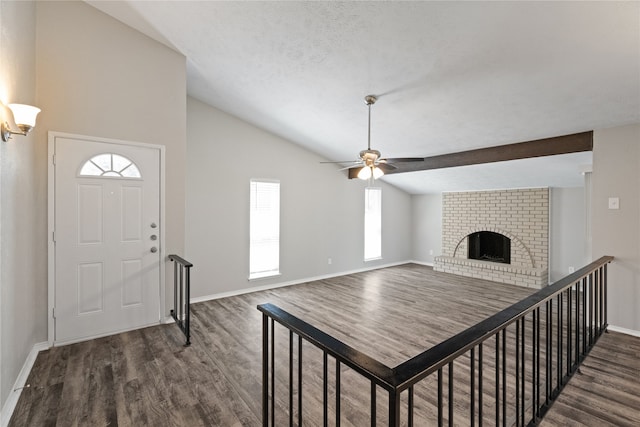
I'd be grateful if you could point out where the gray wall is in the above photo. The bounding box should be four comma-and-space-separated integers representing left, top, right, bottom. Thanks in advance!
186, 97, 412, 298
411, 188, 588, 281
411, 194, 442, 265
36, 0, 187, 315
0, 0, 39, 410
592, 124, 640, 332
1, 0, 187, 413
549, 187, 588, 282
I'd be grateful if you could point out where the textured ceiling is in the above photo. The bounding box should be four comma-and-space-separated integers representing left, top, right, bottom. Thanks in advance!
88, 1, 639, 194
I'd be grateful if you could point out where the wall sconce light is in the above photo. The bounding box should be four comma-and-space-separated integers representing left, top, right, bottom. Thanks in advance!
2, 104, 41, 142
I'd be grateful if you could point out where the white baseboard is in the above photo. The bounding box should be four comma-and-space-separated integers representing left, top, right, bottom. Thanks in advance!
1, 342, 49, 427
190, 260, 414, 304
408, 260, 434, 267
607, 324, 640, 337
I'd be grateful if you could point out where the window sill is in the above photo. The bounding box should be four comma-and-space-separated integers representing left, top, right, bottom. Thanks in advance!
248, 272, 281, 281
364, 257, 383, 262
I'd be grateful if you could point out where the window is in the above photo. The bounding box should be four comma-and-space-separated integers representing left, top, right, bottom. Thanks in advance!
364, 187, 382, 261
249, 180, 280, 279
79, 153, 141, 178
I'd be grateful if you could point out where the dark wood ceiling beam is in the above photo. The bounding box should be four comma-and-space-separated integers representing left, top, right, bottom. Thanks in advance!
348, 131, 593, 179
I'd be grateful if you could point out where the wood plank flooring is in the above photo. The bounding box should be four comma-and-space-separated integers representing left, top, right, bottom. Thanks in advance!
8, 264, 640, 426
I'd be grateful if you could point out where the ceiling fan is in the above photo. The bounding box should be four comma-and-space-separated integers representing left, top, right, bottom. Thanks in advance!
322, 95, 423, 180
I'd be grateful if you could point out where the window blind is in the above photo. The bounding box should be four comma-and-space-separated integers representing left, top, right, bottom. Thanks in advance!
364, 187, 382, 261
249, 180, 280, 279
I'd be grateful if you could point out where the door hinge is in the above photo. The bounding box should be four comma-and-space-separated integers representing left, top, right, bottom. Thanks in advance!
52, 308, 56, 319
52, 154, 56, 165
52, 231, 56, 242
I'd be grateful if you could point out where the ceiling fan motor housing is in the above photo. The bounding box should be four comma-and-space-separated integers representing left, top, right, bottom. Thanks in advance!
360, 149, 381, 166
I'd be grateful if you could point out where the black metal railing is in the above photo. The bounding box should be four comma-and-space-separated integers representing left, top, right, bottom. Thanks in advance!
258, 256, 613, 426
168, 254, 193, 346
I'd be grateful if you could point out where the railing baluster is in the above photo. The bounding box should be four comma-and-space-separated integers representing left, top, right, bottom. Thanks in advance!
270, 318, 275, 427
448, 362, 454, 427
179, 265, 183, 326
478, 343, 483, 427
323, 352, 328, 427
371, 382, 376, 427
516, 319, 520, 425
582, 277, 587, 354
502, 329, 506, 427
471, 347, 475, 426
298, 335, 303, 426
546, 299, 552, 404
575, 283, 580, 368
262, 313, 269, 426
603, 264, 608, 328
289, 331, 293, 427
589, 273, 595, 347
557, 293, 563, 389
438, 367, 443, 427
594, 270, 599, 336
520, 317, 525, 427
408, 385, 414, 427
495, 334, 500, 427
599, 266, 604, 333
532, 308, 537, 421
567, 287, 572, 375
173, 262, 177, 324
336, 359, 341, 427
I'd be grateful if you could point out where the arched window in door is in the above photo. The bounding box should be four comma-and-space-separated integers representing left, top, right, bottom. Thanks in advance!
79, 153, 141, 178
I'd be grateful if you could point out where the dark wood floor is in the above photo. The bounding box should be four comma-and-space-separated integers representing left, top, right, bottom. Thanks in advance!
9, 264, 640, 426
539, 330, 640, 427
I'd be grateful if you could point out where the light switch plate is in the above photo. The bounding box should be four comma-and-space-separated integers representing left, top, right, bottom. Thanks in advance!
608, 197, 620, 210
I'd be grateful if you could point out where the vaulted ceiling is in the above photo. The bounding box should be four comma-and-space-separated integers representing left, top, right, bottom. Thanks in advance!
87, 1, 639, 194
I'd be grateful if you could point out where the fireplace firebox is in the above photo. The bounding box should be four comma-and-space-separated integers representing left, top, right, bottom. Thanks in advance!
468, 231, 511, 264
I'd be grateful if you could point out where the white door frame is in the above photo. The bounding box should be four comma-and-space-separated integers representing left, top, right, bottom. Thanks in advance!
47, 131, 166, 346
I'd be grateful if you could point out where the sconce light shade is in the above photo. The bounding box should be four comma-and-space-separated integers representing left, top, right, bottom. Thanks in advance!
8, 104, 41, 130
2, 103, 41, 142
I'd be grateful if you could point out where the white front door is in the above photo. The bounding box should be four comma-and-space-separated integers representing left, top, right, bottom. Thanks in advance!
52, 135, 162, 344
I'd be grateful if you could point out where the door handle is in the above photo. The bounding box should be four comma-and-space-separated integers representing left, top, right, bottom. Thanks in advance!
150, 247, 158, 253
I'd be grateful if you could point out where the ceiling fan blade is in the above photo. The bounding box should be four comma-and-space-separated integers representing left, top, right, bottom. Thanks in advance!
376, 163, 397, 173
320, 160, 360, 164
337, 164, 361, 171
380, 157, 424, 163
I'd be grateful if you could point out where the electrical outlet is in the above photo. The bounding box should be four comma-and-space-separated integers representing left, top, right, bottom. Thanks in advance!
429, 249, 434, 255
568, 266, 575, 273
327, 258, 332, 265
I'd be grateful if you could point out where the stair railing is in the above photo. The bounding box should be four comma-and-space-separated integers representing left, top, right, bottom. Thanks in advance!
168, 254, 193, 346
258, 255, 613, 426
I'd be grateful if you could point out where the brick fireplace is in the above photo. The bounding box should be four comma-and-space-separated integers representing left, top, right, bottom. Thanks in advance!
433, 188, 549, 288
